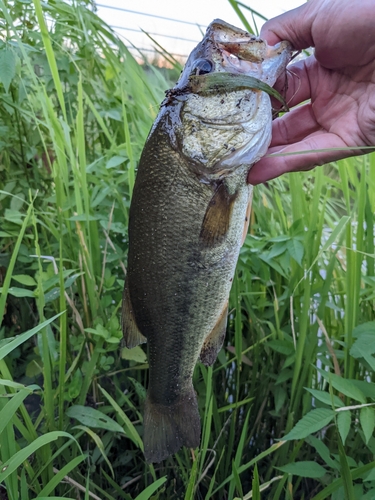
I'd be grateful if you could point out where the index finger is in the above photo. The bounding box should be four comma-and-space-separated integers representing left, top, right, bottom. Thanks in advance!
260, 1, 315, 49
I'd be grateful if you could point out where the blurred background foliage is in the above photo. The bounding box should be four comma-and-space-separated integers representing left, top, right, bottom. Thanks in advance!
1, 0, 375, 499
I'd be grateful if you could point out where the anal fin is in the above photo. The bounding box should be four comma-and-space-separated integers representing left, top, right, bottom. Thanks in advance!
199, 301, 228, 366
121, 282, 147, 348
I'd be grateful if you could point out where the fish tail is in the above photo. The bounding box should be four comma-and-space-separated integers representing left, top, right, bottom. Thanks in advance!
143, 387, 201, 463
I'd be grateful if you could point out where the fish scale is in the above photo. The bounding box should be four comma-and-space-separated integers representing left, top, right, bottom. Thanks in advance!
122, 18, 292, 463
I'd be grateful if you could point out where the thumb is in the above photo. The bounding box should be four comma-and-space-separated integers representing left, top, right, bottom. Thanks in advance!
260, 1, 318, 49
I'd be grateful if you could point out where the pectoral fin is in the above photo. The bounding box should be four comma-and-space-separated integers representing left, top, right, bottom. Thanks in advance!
241, 188, 253, 246
199, 301, 228, 366
200, 182, 238, 247
121, 282, 147, 348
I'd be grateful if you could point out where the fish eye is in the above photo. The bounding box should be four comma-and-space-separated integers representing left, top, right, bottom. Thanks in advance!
192, 58, 213, 75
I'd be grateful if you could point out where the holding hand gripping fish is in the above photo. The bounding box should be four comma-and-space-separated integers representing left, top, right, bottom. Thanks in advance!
122, 19, 291, 463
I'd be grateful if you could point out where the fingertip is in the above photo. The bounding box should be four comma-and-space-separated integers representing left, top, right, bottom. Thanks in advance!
259, 3, 314, 51
259, 27, 283, 46
247, 159, 284, 185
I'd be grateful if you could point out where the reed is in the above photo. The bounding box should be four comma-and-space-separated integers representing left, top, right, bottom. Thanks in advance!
0, 0, 374, 498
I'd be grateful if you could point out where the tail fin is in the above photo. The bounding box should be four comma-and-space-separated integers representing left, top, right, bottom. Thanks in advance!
143, 388, 201, 463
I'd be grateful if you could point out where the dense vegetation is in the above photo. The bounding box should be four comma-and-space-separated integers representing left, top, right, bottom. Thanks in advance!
1, 1, 375, 498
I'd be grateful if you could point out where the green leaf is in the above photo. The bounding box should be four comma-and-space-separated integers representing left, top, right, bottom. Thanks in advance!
259, 253, 287, 277
127, 376, 147, 402
11, 274, 36, 286
4, 208, 23, 225
85, 324, 110, 339
352, 322, 375, 338
337, 432, 355, 499
0, 380, 40, 391
66, 405, 125, 433
287, 238, 304, 266
184, 456, 198, 500
329, 374, 366, 404
44, 287, 60, 303
350, 329, 375, 370
121, 345, 147, 363
306, 436, 340, 470
268, 242, 287, 259
268, 340, 294, 355
350, 380, 375, 399
98, 385, 143, 449
320, 216, 350, 252
283, 408, 335, 440
231, 460, 244, 499
277, 461, 326, 478
0, 47, 16, 93
363, 469, 375, 482
337, 411, 351, 444
351, 334, 375, 354
0, 431, 80, 482
106, 155, 126, 169
360, 407, 375, 444
0, 286, 35, 298
318, 369, 366, 404
305, 388, 344, 408
73, 425, 114, 477
275, 369, 293, 385
0, 389, 30, 436
134, 476, 167, 500
37, 455, 85, 497
252, 464, 261, 500
0, 313, 64, 361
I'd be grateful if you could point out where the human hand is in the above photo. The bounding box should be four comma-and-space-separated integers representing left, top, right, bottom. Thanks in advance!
248, 0, 375, 185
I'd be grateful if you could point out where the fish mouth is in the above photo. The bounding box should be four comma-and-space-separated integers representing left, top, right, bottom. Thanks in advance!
175, 19, 291, 91
206, 20, 292, 81
218, 41, 293, 77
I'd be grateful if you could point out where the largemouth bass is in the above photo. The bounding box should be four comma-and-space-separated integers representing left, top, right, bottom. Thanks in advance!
122, 19, 291, 463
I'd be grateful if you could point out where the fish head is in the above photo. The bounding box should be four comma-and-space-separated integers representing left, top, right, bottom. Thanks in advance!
172, 19, 292, 180
178, 19, 291, 88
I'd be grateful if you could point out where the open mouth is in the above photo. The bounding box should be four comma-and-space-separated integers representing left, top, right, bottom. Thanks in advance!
219, 48, 265, 75
218, 41, 265, 63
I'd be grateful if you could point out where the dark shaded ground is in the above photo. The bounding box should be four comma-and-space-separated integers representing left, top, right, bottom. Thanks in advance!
0, 488, 8, 500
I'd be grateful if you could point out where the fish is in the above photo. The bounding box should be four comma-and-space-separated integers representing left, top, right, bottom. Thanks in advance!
122, 19, 292, 463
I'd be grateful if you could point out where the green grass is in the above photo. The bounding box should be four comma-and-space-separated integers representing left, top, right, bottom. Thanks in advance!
1, 0, 375, 498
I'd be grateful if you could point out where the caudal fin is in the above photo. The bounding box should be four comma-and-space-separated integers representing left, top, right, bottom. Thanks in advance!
143, 388, 201, 463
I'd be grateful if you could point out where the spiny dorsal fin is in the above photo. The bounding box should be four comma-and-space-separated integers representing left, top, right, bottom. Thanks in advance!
200, 182, 238, 247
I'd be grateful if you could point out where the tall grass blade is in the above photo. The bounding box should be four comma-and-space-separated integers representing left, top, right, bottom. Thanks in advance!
37, 455, 86, 497
0, 200, 33, 323
0, 432, 81, 483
